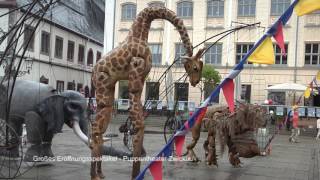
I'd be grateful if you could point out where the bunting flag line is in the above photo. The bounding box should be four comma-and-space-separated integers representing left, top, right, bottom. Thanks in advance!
273, 22, 286, 56
135, 1, 304, 179
248, 37, 275, 64
174, 135, 185, 157
294, 0, 320, 16
304, 86, 311, 98
222, 79, 235, 113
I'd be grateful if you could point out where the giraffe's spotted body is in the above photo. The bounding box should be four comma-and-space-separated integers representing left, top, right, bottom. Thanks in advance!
90, 6, 204, 180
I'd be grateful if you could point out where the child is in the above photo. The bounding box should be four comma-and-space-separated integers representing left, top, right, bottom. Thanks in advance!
316, 118, 320, 140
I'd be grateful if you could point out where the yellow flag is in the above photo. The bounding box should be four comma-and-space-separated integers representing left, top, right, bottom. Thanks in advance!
317, 70, 320, 80
294, 0, 320, 16
248, 37, 275, 65
304, 87, 311, 98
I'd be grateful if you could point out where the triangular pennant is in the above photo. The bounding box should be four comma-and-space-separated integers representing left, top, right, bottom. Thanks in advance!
222, 79, 235, 113
195, 107, 207, 125
248, 37, 275, 64
273, 22, 286, 56
149, 161, 162, 180
294, 0, 320, 16
174, 135, 185, 157
162, 142, 173, 157
304, 86, 311, 98
317, 70, 320, 80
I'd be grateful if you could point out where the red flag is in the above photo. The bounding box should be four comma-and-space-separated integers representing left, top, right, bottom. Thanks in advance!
174, 135, 185, 157
149, 161, 162, 180
222, 79, 235, 113
195, 107, 207, 125
273, 22, 286, 56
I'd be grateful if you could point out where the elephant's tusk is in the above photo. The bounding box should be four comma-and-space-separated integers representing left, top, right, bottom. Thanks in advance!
73, 121, 89, 145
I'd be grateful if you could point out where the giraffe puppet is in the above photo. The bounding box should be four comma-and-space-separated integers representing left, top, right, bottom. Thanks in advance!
91, 6, 205, 180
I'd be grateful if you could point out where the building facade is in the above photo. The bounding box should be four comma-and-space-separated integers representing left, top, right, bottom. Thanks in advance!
0, 0, 104, 96
113, 0, 320, 107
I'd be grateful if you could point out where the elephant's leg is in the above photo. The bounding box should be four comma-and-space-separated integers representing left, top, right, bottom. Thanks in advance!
90, 73, 115, 180
24, 111, 55, 161
186, 122, 201, 162
227, 138, 241, 167
128, 57, 147, 179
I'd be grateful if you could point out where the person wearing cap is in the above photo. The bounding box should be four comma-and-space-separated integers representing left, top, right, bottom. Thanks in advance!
316, 118, 320, 140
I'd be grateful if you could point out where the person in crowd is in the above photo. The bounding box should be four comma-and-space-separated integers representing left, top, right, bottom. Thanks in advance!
289, 105, 300, 143
316, 118, 320, 140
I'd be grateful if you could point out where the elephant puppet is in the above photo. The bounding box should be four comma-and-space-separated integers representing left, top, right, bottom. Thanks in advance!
0, 80, 131, 161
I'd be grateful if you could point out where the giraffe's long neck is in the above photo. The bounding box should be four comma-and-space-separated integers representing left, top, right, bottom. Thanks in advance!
129, 7, 193, 57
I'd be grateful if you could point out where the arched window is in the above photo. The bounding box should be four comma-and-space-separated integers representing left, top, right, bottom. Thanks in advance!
148, 1, 165, 8
87, 48, 93, 66
121, 3, 137, 20
177, 1, 193, 18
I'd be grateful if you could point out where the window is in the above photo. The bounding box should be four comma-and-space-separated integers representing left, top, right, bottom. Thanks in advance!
274, 43, 288, 64
175, 83, 189, 101
240, 84, 251, 103
41, 31, 50, 55
96, 51, 101, 63
24, 25, 35, 51
238, 0, 256, 17
87, 48, 94, 66
78, 44, 85, 64
54, 36, 63, 59
207, 0, 224, 17
175, 43, 186, 65
145, 82, 160, 101
177, 1, 193, 18
149, 1, 165, 7
77, 83, 83, 91
149, 44, 162, 65
67, 41, 75, 61
121, 3, 136, 20
305, 43, 320, 65
56, 80, 64, 93
236, 43, 253, 64
271, 0, 290, 16
205, 43, 222, 64
67, 82, 75, 90
118, 80, 129, 99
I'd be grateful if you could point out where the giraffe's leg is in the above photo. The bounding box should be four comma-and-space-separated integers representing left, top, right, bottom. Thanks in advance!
128, 57, 148, 179
91, 72, 115, 180
186, 123, 201, 162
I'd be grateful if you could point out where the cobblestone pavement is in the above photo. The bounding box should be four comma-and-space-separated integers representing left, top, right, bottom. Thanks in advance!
11, 122, 320, 180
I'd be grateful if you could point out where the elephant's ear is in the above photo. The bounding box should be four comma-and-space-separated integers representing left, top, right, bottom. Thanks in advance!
37, 95, 65, 134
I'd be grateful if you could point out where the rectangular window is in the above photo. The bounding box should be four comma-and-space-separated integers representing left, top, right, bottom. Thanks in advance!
238, 0, 256, 17
207, 0, 224, 17
67, 41, 75, 61
96, 51, 102, 63
67, 82, 75, 90
41, 31, 50, 55
274, 43, 288, 64
305, 43, 320, 65
54, 36, 63, 59
78, 44, 85, 64
177, 1, 193, 18
175, 43, 186, 65
77, 83, 83, 91
205, 43, 222, 65
145, 82, 160, 101
149, 44, 162, 65
175, 83, 189, 101
56, 80, 64, 93
236, 43, 254, 64
24, 25, 35, 51
271, 0, 290, 16
241, 84, 251, 103
121, 4, 137, 20
118, 80, 129, 99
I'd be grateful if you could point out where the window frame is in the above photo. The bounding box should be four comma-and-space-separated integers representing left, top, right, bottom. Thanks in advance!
87, 48, 94, 66
235, 43, 254, 64
54, 35, 63, 59
175, 43, 186, 66
304, 42, 320, 65
78, 44, 85, 64
240, 84, 251, 103
148, 1, 165, 7
207, 0, 224, 18
177, 0, 193, 18
67, 40, 75, 62
121, 3, 137, 20
204, 43, 222, 65
273, 43, 288, 65
56, 80, 64, 93
237, 0, 256, 17
96, 51, 102, 63
24, 25, 35, 51
270, 0, 291, 16
145, 82, 160, 101
149, 43, 162, 66
40, 31, 50, 55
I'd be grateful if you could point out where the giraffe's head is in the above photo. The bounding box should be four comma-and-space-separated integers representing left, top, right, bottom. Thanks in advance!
182, 48, 205, 87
